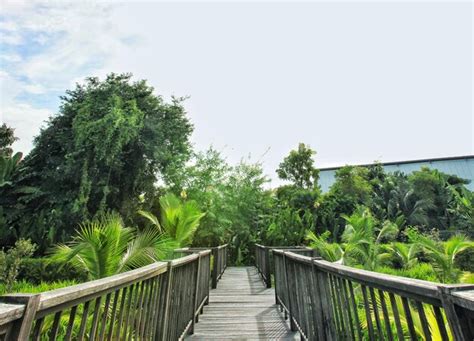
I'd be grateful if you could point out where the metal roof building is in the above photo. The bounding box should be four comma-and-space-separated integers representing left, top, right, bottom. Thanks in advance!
318, 155, 474, 192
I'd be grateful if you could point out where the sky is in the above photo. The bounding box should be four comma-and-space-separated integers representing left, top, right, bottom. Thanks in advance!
1, 0, 473, 185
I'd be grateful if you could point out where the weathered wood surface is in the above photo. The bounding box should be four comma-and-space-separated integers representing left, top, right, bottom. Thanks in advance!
186, 267, 299, 340
0, 250, 213, 341
271, 248, 474, 341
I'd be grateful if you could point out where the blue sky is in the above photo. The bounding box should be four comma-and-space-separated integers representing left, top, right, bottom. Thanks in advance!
1, 1, 472, 184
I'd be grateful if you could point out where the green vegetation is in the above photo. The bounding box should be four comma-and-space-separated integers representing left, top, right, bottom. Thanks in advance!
0, 280, 78, 296
0, 239, 36, 292
0, 73, 472, 295
50, 213, 177, 280
139, 193, 205, 247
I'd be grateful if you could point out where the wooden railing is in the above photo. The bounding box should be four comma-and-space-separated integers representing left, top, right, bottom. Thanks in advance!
174, 244, 228, 289
0, 250, 214, 340
255, 244, 314, 288
272, 249, 474, 341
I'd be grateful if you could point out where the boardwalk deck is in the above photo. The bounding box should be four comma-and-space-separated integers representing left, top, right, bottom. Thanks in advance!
186, 267, 299, 340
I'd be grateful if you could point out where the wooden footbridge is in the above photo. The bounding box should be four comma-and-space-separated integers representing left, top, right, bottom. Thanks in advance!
1, 244, 473, 340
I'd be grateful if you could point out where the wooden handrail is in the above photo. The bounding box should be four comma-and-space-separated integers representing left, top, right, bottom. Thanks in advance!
175, 244, 228, 289
271, 248, 474, 341
255, 244, 314, 288
0, 250, 220, 340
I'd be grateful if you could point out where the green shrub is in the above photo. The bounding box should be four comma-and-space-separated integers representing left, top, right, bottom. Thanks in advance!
0, 279, 78, 295
454, 247, 474, 272
376, 263, 438, 282
17, 258, 88, 284
0, 239, 36, 292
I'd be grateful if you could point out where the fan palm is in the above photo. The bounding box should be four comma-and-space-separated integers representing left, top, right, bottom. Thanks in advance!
387, 184, 434, 227
342, 209, 398, 270
50, 213, 176, 279
0, 151, 22, 187
408, 230, 474, 283
138, 193, 205, 247
389, 242, 419, 270
306, 230, 344, 263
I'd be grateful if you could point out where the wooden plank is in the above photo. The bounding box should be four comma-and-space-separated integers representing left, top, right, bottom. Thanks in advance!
185, 267, 299, 340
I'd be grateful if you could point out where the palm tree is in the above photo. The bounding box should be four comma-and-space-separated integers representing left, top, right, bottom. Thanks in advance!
0, 151, 22, 187
139, 193, 205, 247
342, 209, 398, 271
388, 185, 434, 228
389, 242, 419, 270
50, 213, 176, 279
306, 230, 344, 262
408, 230, 474, 283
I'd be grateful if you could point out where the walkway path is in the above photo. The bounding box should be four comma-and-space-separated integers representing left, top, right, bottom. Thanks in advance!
186, 267, 299, 340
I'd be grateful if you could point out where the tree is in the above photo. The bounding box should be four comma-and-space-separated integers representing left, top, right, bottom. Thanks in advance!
408, 167, 468, 230
276, 143, 319, 189
5, 73, 193, 251
139, 193, 205, 247
51, 213, 176, 280
171, 148, 232, 246
0, 123, 18, 157
331, 166, 372, 205
171, 148, 270, 265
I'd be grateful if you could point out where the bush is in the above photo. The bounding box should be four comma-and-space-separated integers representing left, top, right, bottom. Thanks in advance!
376, 263, 438, 282
0, 279, 78, 295
0, 239, 36, 292
455, 247, 474, 272
17, 258, 88, 284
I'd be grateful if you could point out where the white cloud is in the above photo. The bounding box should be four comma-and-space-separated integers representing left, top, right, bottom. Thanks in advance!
0, 53, 22, 63
0, 1, 130, 153
0, 0, 472, 174
0, 31, 22, 45
2, 103, 51, 153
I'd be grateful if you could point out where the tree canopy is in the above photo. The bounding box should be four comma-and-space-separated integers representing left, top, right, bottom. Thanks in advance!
276, 143, 319, 189
1, 74, 193, 251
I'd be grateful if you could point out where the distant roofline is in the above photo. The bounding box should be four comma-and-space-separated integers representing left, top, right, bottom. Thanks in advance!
318, 155, 474, 171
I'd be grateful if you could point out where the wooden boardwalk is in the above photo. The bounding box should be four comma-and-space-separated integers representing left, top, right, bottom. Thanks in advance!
186, 267, 299, 340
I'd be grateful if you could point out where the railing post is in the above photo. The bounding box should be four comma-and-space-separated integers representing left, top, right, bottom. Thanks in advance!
273, 250, 278, 304
190, 253, 201, 334
211, 247, 218, 289
156, 261, 173, 341
283, 252, 297, 332
311, 259, 336, 340
224, 245, 227, 270
264, 246, 271, 288
1, 293, 40, 340
439, 285, 474, 341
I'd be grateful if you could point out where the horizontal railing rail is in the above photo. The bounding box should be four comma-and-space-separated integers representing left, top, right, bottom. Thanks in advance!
0, 250, 214, 341
255, 244, 314, 288
175, 244, 228, 289
272, 249, 474, 341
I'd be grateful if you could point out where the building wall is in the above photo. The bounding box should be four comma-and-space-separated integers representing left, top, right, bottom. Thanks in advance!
318, 156, 474, 192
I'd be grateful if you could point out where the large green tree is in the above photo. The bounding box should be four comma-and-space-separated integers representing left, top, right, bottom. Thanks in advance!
3, 74, 193, 251
173, 148, 270, 264
276, 143, 319, 189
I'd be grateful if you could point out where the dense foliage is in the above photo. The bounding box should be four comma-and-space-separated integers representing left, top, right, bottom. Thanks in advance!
0, 239, 36, 292
0, 74, 193, 252
0, 73, 472, 290
171, 148, 269, 264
